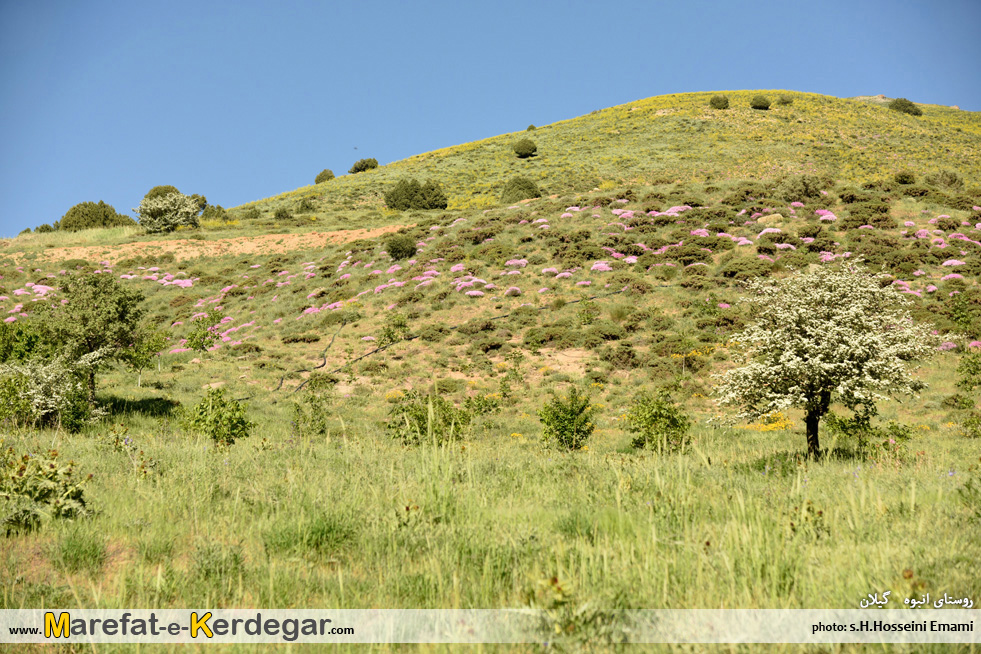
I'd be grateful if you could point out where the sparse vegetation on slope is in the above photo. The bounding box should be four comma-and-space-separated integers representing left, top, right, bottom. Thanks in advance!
1, 89, 980, 628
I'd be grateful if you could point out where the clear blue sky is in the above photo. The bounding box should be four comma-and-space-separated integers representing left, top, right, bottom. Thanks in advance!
1, 0, 978, 238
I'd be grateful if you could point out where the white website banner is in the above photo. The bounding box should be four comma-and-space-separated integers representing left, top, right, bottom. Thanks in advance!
0, 609, 977, 644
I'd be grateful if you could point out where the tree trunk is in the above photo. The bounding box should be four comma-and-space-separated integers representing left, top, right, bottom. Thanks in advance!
88, 370, 97, 404
805, 409, 821, 460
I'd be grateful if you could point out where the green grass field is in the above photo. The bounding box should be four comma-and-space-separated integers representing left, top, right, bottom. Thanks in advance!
2, 90, 980, 652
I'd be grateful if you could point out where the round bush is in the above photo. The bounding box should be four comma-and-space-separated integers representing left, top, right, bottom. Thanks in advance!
385, 178, 447, 211
315, 169, 335, 184
888, 98, 922, 116
513, 138, 538, 158
894, 170, 916, 185
500, 176, 541, 204
144, 185, 180, 201
776, 94, 794, 106
348, 158, 378, 174
750, 95, 771, 110
385, 234, 417, 261
526, 124, 536, 131
59, 201, 136, 231
709, 95, 729, 110
35, 223, 55, 233
136, 192, 201, 233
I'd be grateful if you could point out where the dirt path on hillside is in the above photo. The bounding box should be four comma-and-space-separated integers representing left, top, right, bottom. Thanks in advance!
17, 225, 411, 266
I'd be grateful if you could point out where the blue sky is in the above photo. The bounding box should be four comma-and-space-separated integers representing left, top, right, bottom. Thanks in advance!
1, 0, 978, 238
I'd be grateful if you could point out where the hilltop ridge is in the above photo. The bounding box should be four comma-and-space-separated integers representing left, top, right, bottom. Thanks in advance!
233, 89, 980, 229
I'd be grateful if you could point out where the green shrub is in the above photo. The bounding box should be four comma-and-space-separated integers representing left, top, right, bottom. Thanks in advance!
144, 185, 180, 201
625, 390, 692, 453
750, 95, 771, 110
513, 138, 538, 158
385, 234, 417, 261
719, 258, 772, 280
824, 412, 913, 462
273, 207, 293, 221
894, 170, 916, 185
888, 97, 922, 116
956, 352, 981, 394
385, 179, 448, 211
962, 411, 981, 439
201, 204, 228, 224
182, 388, 254, 447
290, 375, 335, 439
776, 174, 824, 202
239, 207, 262, 221
386, 391, 471, 445
925, 170, 964, 191
841, 201, 894, 230
500, 176, 541, 204
315, 169, 335, 184
539, 386, 594, 450
709, 95, 729, 110
776, 94, 794, 106
901, 185, 930, 198
0, 320, 55, 363
348, 158, 378, 174
58, 201, 135, 232
526, 124, 536, 131
1, 447, 90, 535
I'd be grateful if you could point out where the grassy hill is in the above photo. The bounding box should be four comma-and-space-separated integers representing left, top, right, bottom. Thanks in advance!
1, 90, 980, 638
235, 90, 980, 227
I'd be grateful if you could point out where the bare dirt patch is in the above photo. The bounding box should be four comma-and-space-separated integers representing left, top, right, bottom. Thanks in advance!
30, 225, 412, 266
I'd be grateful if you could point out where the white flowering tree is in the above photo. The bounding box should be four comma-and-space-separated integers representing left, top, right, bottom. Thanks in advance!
134, 191, 201, 233
714, 264, 938, 458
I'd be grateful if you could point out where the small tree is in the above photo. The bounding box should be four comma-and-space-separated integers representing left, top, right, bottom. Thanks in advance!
315, 169, 335, 184
714, 264, 938, 458
348, 158, 378, 174
888, 97, 922, 116
37, 274, 146, 401
513, 138, 538, 158
134, 191, 202, 233
709, 95, 729, 110
750, 95, 771, 110
183, 388, 254, 447
625, 390, 692, 453
58, 201, 135, 231
539, 386, 594, 450
121, 328, 167, 387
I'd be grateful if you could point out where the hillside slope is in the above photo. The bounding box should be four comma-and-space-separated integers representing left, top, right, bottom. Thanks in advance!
239, 90, 980, 224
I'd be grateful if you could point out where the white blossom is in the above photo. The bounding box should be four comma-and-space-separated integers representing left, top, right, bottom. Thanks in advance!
713, 263, 938, 456
134, 192, 201, 233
